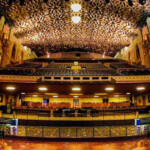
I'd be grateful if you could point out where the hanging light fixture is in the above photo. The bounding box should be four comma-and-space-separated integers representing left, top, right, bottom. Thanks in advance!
71, 4, 82, 12
72, 16, 81, 24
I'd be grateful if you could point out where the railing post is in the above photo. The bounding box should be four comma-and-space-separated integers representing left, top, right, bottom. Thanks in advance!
93, 127, 94, 138
126, 125, 127, 137
76, 127, 77, 138
59, 127, 60, 138
110, 126, 111, 137
26, 126, 27, 137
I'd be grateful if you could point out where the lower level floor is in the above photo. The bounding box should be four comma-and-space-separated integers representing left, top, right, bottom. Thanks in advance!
0, 138, 150, 150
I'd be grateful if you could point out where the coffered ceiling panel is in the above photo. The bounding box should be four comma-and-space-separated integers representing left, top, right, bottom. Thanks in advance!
0, 0, 149, 56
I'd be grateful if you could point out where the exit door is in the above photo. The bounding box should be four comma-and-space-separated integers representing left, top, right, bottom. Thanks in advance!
73, 99, 79, 108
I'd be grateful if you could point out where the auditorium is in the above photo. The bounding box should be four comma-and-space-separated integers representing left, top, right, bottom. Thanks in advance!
0, 0, 150, 149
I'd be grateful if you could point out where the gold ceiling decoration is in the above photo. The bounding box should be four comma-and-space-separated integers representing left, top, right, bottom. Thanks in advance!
0, 0, 149, 56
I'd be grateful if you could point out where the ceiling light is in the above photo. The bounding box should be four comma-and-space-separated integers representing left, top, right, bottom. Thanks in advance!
33, 95, 37, 97
6, 86, 15, 90
74, 96, 78, 98
126, 92, 131, 95
21, 92, 26, 95
72, 16, 81, 24
72, 87, 81, 91
94, 95, 99, 98
39, 87, 47, 91
53, 95, 58, 98
114, 95, 119, 97
71, 4, 81, 12
136, 87, 145, 91
105, 87, 114, 91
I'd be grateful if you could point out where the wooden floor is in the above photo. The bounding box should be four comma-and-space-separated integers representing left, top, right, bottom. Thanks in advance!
0, 138, 150, 150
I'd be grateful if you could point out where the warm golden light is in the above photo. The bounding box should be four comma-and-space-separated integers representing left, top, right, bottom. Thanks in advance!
136, 87, 145, 91
71, 4, 81, 12
72, 16, 81, 23
53, 95, 58, 98
21, 92, 26, 95
94, 95, 99, 98
72, 87, 81, 91
126, 92, 131, 95
6, 86, 15, 90
39, 87, 47, 91
33, 95, 37, 97
73, 96, 78, 98
114, 95, 119, 97
105, 87, 114, 91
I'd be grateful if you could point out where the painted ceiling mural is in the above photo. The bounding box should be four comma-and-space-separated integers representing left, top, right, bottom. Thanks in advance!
0, 0, 150, 56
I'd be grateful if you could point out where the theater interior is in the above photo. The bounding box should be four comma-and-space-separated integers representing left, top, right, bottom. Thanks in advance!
0, 0, 150, 149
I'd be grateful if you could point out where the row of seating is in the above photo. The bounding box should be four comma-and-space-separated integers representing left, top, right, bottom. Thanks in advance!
82, 102, 130, 108
0, 69, 33, 75
119, 69, 150, 75
110, 63, 139, 69
33, 68, 118, 76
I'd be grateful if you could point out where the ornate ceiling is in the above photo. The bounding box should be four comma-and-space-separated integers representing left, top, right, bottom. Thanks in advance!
0, 0, 150, 56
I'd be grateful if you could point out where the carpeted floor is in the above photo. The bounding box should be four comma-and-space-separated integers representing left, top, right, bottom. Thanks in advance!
0, 138, 150, 150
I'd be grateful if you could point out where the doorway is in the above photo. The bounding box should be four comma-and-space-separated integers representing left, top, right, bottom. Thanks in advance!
73, 99, 79, 108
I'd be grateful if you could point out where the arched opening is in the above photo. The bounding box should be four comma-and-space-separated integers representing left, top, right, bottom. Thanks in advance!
11, 44, 16, 59
136, 45, 141, 64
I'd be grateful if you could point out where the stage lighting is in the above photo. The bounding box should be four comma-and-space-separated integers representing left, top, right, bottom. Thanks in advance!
128, 0, 133, 6
138, 0, 146, 5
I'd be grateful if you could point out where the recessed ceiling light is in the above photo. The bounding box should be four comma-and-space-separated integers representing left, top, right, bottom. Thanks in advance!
39, 87, 47, 91
21, 92, 26, 95
53, 95, 58, 98
71, 4, 81, 12
72, 16, 81, 24
33, 95, 37, 97
105, 87, 114, 91
136, 87, 145, 91
126, 92, 131, 95
114, 95, 119, 97
74, 96, 78, 98
6, 86, 15, 90
72, 87, 81, 91
94, 95, 99, 98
